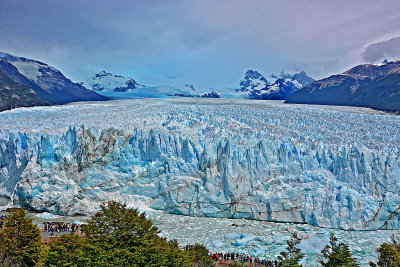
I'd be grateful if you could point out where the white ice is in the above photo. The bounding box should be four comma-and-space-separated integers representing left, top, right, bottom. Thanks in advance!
0, 98, 399, 232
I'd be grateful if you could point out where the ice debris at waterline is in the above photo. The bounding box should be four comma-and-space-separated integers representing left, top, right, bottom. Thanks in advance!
0, 99, 400, 230
20, 211, 400, 266
150, 213, 400, 266
35, 212, 59, 219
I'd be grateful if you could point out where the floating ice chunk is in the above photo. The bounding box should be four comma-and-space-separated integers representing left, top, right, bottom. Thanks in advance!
238, 233, 256, 243
36, 212, 59, 219
297, 237, 326, 254
136, 207, 153, 217
213, 240, 224, 247
232, 241, 246, 247
225, 233, 241, 239
73, 220, 83, 225
233, 233, 257, 246
252, 247, 266, 257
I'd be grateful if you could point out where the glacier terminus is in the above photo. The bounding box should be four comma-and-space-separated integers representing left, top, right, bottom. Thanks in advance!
0, 98, 400, 231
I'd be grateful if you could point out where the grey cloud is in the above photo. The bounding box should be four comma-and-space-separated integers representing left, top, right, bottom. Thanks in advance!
362, 37, 400, 62
1, 0, 400, 87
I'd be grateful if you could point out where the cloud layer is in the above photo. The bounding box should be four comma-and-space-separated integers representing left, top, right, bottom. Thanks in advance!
0, 0, 399, 87
362, 37, 400, 62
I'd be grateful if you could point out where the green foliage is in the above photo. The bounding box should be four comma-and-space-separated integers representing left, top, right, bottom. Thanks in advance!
0, 208, 42, 266
185, 244, 214, 267
369, 235, 400, 267
277, 232, 304, 267
228, 263, 246, 267
46, 201, 192, 267
82, 201, 160, 249
45, 234, 92, 267
319, 233, 359, 267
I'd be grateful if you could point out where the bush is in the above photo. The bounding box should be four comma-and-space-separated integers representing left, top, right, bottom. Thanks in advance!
369, 235, 400, 266
319, 233, 359, 267
277, 232, 304, 266
0, 208, 42, 266
185, 244, 214, 267
46, 201, 192, 266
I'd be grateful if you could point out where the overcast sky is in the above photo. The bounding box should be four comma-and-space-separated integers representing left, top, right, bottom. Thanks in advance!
0, 0, 399, 88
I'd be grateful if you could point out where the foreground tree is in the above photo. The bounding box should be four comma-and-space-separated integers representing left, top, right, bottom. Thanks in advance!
369, 235, 400, 266
277, 232, 304, 266
46, 201, 193, 266
45, 234, 92, 266
185, 244, 214, 267
228, 263, 246, 267
0, 208, 42, 266
319, 233, 359, 267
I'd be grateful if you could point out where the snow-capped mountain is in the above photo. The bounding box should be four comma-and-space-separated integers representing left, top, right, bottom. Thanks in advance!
87, 71, 143, 92
238, 70, 270, 92
0, 51, 107, 104
84, 71, 233, 99
239, 70, 314, 100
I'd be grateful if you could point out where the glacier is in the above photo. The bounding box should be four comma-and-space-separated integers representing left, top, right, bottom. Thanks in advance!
1, 98, 400, 230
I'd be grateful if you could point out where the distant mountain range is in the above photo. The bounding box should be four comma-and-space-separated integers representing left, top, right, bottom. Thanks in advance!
286, 60, 400, 112
2, 50, 398, 113
239, 70, 315, 100
84, 68, 314, 100
84, 72, 227, 99
0, 51, 107, 111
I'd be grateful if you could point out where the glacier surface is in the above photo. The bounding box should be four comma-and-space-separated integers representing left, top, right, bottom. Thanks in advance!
1, 98, 400, 230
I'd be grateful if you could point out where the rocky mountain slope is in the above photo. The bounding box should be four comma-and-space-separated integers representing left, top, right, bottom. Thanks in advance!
239, 70, 314, 100
0, 71, 48, 111
0, 51, 107, 105
286, 60, 400, 112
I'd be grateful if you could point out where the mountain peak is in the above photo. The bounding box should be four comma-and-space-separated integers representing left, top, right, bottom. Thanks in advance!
95, 71, 112, 78
291, 71, 315, 87
243, 69, 267, 82
245, 69, 261, 75
88, 71, 143, 92
239, 70, 269, 92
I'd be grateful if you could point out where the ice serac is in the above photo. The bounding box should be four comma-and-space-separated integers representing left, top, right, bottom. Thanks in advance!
1, 126, 400, 230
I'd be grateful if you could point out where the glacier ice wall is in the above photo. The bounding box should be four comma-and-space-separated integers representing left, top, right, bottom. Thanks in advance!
1, 125, 400, 230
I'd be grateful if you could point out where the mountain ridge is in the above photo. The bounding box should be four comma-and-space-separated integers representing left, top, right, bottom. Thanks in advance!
239, 69, 315, 100
286, 60, 400, 112
0, 51, 108, 105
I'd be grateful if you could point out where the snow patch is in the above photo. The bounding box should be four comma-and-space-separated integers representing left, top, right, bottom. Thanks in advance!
10, 60, 44, 83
